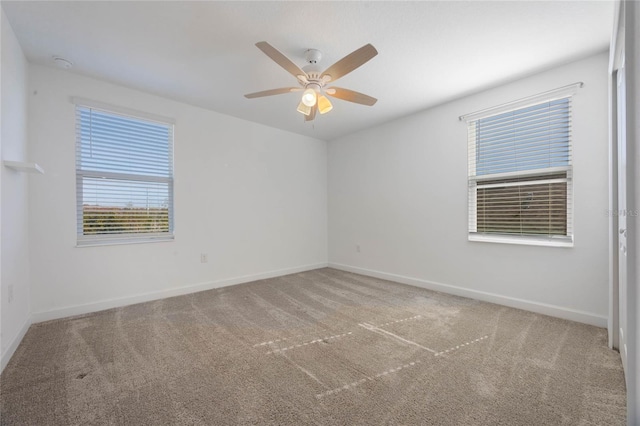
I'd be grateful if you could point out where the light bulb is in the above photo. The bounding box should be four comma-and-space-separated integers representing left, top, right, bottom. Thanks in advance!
317, 95, 333, 114
297, 101, 311, 116
302, 88, 317, 107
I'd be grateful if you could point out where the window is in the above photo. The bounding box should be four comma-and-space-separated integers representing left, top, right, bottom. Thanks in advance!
75, 99, 174, 246
464, 84, 580, 246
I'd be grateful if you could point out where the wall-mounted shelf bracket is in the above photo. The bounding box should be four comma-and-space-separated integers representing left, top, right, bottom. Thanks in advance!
3, 161, 44, 174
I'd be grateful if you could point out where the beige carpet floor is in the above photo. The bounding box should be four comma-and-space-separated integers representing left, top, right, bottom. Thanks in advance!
0, 268, 626, 425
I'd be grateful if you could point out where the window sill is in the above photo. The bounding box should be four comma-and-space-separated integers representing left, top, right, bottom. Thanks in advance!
468, 233, 573, 248
76, 235, 174, 248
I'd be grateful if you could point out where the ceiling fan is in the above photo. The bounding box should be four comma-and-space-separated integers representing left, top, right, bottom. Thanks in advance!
245, 41, 378, 122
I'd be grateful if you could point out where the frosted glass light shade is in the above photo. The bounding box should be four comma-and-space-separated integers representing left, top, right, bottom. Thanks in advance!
317, 95, 333, 114
302, 88, 317, 107
297, 101, 311, 115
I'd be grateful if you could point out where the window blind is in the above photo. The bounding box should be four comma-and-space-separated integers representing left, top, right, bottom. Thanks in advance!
76, 105, 174, 245
467, 95, 573, 242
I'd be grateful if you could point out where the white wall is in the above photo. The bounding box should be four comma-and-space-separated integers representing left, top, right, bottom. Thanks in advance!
0, 6, 3, 370
1, 9, 31, 371
28, 65, 327, 321
328, 53, 610, 326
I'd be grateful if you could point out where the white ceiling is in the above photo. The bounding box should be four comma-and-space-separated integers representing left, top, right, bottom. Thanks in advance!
3, 1, 614, 141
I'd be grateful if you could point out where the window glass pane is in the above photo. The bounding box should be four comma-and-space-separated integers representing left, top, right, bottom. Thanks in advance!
476, 174, 567, 236
475, 98, 570, 176
78, 108, 172, 177
76, 105, 174, 243
467, 94, 572, 242
80, 177, 170, 235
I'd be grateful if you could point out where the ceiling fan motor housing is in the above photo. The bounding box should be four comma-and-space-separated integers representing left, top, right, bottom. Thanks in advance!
305, 48, 322, 64
306, 82, 321, 93
302, 48, 325, 87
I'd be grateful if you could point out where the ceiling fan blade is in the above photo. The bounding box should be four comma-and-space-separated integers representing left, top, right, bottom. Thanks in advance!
305, 104, 317, 121
325, 87, 377, 106
320, 44, 378, 83
245, 87, 301, 99
255, 41, 307, 80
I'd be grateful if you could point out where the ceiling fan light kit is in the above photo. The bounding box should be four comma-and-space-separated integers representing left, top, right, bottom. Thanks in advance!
245, 41, 378, 122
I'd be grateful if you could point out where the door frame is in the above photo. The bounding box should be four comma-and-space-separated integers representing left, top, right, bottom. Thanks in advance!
609, 1, 638, 423
609, 44, 621, 352
609, 0, 625, 353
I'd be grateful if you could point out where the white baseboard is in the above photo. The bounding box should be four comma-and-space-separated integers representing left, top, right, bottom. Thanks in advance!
1, 316, 32, 373
32, 262, 328, 324
329, 262, 607, 328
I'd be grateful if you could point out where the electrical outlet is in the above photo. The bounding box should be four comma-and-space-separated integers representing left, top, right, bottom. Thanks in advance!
8, 285, 14, 303
356, 244, 361, 253
200, 253, 208, 263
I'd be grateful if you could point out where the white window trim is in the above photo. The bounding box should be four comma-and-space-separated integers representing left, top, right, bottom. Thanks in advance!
76, 233, 174, 248
72, 97, 175, 125
74, 99, 175, 247
462, 84, 580, 248
459, 82, 582, 122
468, 233, 573, 247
